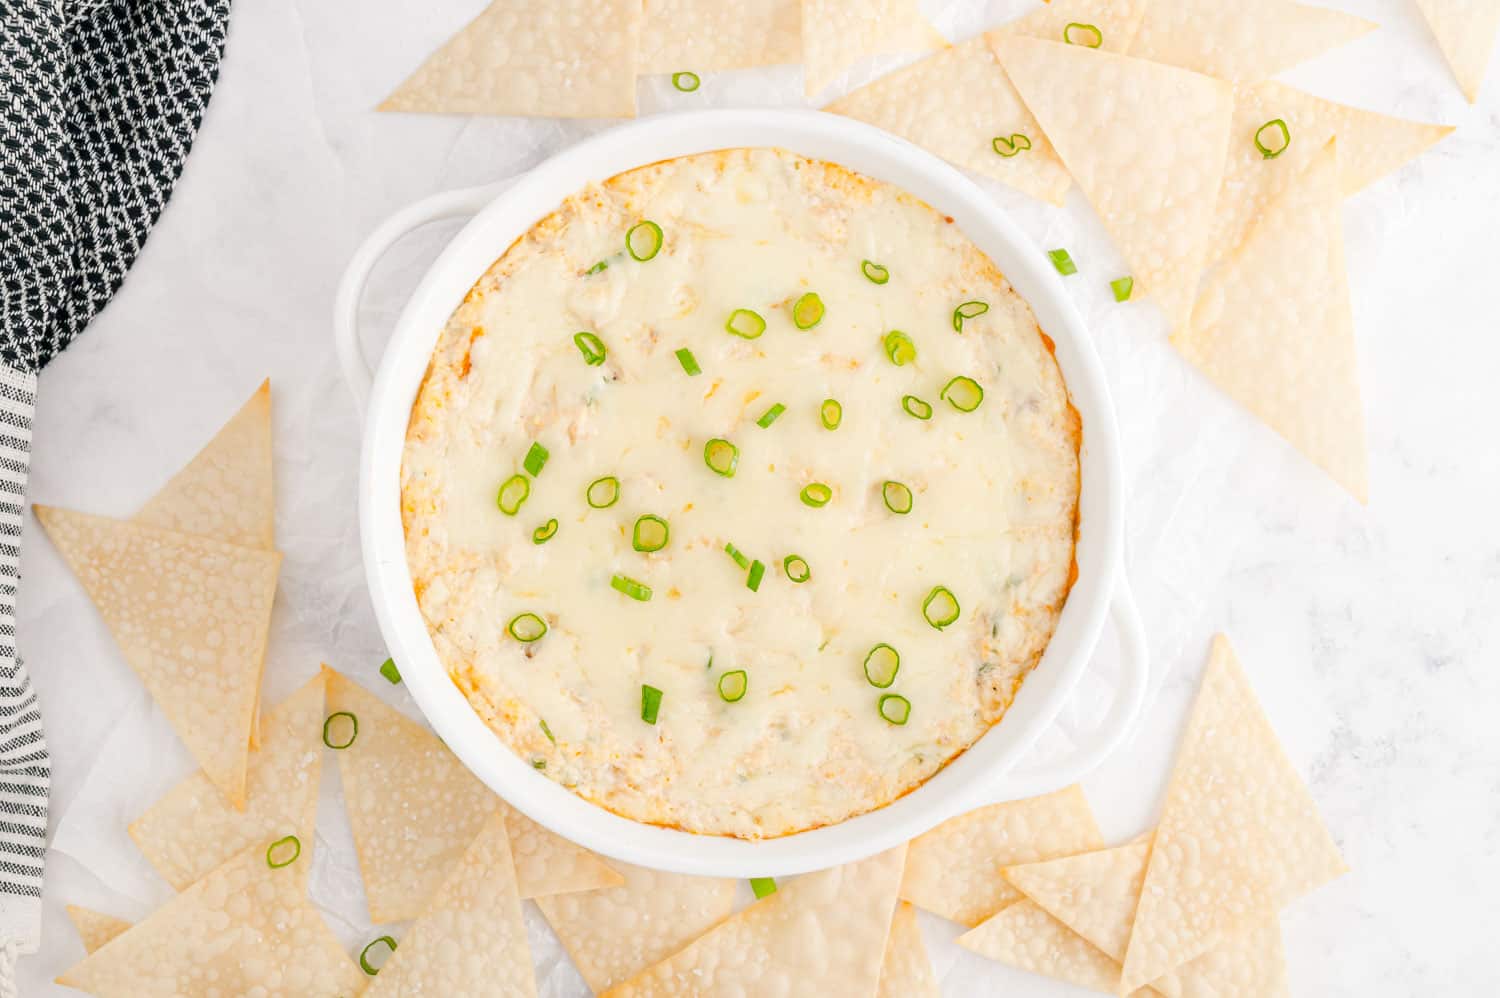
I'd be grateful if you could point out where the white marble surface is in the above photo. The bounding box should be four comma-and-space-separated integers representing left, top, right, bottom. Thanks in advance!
16, 0, 1500, 994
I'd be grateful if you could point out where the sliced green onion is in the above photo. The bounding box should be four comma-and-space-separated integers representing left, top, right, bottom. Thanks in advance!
586, 475, 620, 508
901, 395, 933, 420
1254, 118, 1290, 159
523, 441, 549, 477
1063, 21, 1103, 47
704, 438, 739, 477
718, 669, 748, 702
379, 658, 402, 684
746, 560, 766, 592
675, 347, 702, 376
1047, 248, 1077, 276
632, 514, 670, 553
266, 835, 301, 869
861, 260, 890, 284
574, 330, 607, 366
533, 518, 559, 544
531, 757, 546, 770
883, 330, 916, 366
922, 585, 961, 630
878, 693, 912, 725
322, 711, 358, 750
360, 936, 397, 976
940, 376, 985, 412
820, 398, 842, 430
540, 718, 556, 744
611, 574, 653, 602
1110, 276, 1134, 302
756, 402, 786, 428
783, 554, 810, 583
641, 684, 663, 724
750, 876, 778, 898
626, 220, 664, 261
792, 292, 825, 329
585, 259, 609, 275
800, 482, 833, 507
724, 542, 751, 570
864, 643, 900, 688
496, 474, 530, 516
508, 612, 548, 642
725, 308, 767, 339
952, 300, 990, 331
992, 133, 1033, 158
671, 70, 701, 92
882, 480, 913, 515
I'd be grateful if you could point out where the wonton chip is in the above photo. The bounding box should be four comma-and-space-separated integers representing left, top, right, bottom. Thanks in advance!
380, 0, 642, 119
1177, 140, 1368, 500
1131, 0, 1375, 84
877, 901, 939, 998
56, 843, 363, 996
1008, 0, 1152, 53
35, 507, 280, 810
639, 0, 800, 73
325, 669, 619, 921
958, 899, 1151, 996
801, 0, 945, 96
1415, 0, 1500, 102
1119, 636, 1346, 990
603, 845, 906, 996
900, 784, 1102, 926
990, 35, 1232, 333
66, 906, 132, 954
129, 670, 325, 890
365, 810, 536, 997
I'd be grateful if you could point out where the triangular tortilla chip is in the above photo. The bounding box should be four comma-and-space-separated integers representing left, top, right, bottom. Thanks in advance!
602, 845, 906, 997
1177, 140, 1368, 500
802, 0, 945, 96
380, 0, 642, 118
640, 0, 800, 72
900, 784, 1102, 926
35, 507, 279, 809
1131, 0, 1376, 83
1415, 0, 1500, 102
56, 842, 363, 996
129, 670, 325, 890
990, 35, 1232, 332
1172, 920, 1289, 998
66, 906, 132, 954
877, 901, 939, 998
958, 899, 1153, 996
365, 810, 537, 997
1207, 81, 1452, 266
1119, 636, 1346, 990
325, 668, 620, 921
537, 859, 735, 992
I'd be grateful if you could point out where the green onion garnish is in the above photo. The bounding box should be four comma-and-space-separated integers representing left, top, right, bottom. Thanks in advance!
586, 259, 609, 275
626, 220, 664, 261
379, 658, 402, 685
611, 574, 653, 601
940, 376, 984, 412
861, 260, 890, 284
750, 876, 778, 898
800, 482, 833, 507
756, 402, 786, 428
322, 711, 358, 750
882, 480, 913, 515
878, 693, 912, 725
1063, 21, 1103, 47
883, 330, 916, 366
864, 643, 900, 688
496, 474, 530, 516
523, 442, 549, 477
992, 134, 1033, 158
792, 292, 825, 329
360, 936, 397, 976
747, 559, 766, 592
718, 669, 748, 702
574, 331, 607, 366
1110, 276, 1134, 302
901, 395, 933, 420
1254, 118, 1290, 159
675, 347, 701, 376
632, 514, 670, 553
641, 684, 663, 724
820, 398, 842, 430
671, 71, 701, 92
532, 758, 546, 770
540, 718, 555, 743
922, 585, 961, 630
508, 612, 548, 643
952, 300, 990, 331
266, 835, 301, 869
725, 308, 767, 339
724, 542, 750, 570
1047, 248, 1077, 275
586, 475, 620, 508
783, 554, 811, 583
704, 438, 739, 477
533, 518, 559, 544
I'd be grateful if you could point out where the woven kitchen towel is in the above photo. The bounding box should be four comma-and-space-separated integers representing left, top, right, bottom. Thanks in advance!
0, 0, 230, 989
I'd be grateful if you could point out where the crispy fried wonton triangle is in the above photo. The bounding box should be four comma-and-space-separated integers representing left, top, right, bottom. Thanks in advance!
877, 901, 940, 998
958, 899, 1154, 996
1131, 0, 1376, 83
1414, 0, 1500, 102
640, 0, 801, 73
65, 906, 132, 955
802, 0, 945, 96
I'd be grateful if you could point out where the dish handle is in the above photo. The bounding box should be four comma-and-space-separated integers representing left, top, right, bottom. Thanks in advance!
332, 180, 517, 416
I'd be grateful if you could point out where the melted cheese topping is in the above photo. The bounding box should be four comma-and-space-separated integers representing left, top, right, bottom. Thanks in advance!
403, 149, 1079, 839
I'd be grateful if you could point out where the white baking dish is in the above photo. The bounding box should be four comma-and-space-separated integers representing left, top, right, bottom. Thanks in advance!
334, 109, 1147, 878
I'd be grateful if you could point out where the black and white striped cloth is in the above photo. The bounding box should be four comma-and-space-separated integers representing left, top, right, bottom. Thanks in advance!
0, 0, 230, 988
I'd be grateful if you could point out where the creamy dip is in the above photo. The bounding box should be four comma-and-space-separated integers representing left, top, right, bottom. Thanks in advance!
402, 148, 1079, 839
